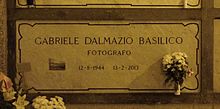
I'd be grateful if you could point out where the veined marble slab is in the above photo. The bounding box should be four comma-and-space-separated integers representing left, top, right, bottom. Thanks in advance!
16, 0, 201, 8
16, 21, 200, 93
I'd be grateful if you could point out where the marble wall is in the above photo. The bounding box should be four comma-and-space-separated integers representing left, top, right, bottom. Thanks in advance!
1, 0, 220, 109
0, 0, 7, 73
214, 20, 220, 92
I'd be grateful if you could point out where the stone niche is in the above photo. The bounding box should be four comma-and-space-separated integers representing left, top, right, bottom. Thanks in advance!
16, 20, 200, 94
16, 0, 201, 8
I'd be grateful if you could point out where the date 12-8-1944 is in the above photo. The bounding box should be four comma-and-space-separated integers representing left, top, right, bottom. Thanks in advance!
78, 65, 139, 71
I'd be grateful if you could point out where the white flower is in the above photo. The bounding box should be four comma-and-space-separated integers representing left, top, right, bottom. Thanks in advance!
171, 68, 175, 72
167, 65, 171, 68
163, 68, 168, 71
178, 59, 184, 64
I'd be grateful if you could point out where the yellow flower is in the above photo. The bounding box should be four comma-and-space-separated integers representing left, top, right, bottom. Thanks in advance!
171, 52, 180, 56
55, 96, 63, 101
13, 94, 29, 108
172, 52, 187, 59
32, 96, 66, 109
183, 53, 187, 58
174, 55, 183, 60
162, 54, 173, 65
172, 52, 183, 56
163, 55, 172, 61
177, 64, 182, 68
3, 87, 16, 101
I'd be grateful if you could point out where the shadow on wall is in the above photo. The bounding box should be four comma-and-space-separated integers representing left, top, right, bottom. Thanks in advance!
129, 59, 169, 90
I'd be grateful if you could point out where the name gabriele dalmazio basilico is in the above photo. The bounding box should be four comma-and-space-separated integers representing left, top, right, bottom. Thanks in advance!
34, 36, 183, 56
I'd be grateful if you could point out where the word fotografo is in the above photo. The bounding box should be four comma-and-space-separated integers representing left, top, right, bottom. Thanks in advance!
34, 36, 184, 56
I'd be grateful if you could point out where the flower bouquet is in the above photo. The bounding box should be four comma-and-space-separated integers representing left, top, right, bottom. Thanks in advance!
32, 96, 66, 109
162, 52, 194, 95
0, 72, 66, 109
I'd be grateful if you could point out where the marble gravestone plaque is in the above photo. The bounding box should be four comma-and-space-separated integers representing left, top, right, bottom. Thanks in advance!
16, 21, 200, 93
215, 0, 220, 8
16, 0, 201, 8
